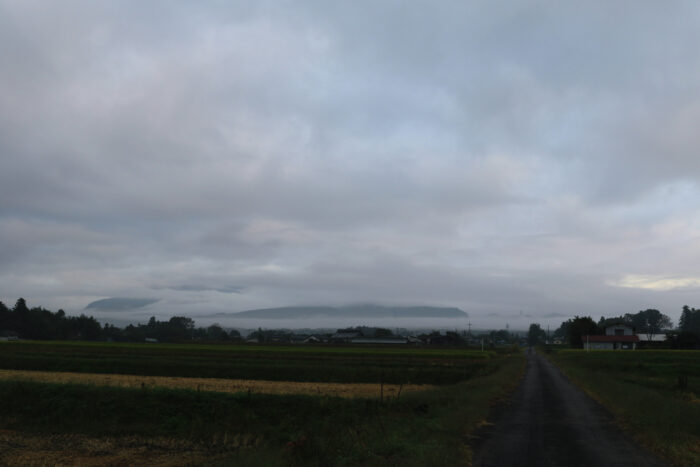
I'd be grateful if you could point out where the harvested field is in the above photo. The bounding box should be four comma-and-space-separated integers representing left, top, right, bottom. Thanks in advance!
0, 369, 431, 398
0, 429, 241, 467
0, 350, 525, 466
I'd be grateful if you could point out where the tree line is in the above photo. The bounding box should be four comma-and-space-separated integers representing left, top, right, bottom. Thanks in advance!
0, 298, 241, 343
5, 297, 700, 348
550, 307, 700, 348
0, 299, 481, 346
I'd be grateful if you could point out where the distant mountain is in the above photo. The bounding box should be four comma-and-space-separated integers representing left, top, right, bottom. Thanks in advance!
229, 305, 468, 319
85, 297, 159, 311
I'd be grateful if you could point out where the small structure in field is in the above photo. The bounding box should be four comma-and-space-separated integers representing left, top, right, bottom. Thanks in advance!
636, 333, 667, 342
583, 323, 638, 350
302, 335, 321, 343
144, 337, 159, 343
0, 332, 18, 341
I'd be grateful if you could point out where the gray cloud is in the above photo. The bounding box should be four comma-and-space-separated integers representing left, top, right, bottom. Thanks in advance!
2, 1, 700, 329
156, 285, 245, 294
542, 313, 573, 319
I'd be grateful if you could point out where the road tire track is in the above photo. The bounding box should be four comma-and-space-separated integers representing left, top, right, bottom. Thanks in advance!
473, 349, 666, 467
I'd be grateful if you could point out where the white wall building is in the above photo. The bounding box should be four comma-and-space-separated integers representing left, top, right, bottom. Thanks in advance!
584, 324, 638, 350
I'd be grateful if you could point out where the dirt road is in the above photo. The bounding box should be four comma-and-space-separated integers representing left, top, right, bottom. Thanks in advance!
472, 349, 666, 467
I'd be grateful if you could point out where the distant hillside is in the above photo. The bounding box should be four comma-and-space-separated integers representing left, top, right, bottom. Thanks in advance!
230, 305, 468, 319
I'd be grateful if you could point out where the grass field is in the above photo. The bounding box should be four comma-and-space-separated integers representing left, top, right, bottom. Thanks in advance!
0, 341, 524, 466
548, 349, 700, 466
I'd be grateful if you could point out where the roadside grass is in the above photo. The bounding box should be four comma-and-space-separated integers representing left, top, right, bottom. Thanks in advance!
0, 341, 498, 385
548, 350, 700, 466
0, 350, 524, 466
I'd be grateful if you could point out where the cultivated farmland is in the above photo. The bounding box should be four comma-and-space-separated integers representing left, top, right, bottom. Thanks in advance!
0, 341, 524, 466
0, 341, 494, 384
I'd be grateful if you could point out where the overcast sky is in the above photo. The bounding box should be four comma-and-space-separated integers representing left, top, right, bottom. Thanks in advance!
2, 1, 700, 329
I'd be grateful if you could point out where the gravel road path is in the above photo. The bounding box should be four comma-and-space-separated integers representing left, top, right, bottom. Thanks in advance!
472, 349, 666, 467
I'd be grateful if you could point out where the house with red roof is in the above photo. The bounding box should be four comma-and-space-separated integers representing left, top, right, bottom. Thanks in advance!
583, 323, 638, 350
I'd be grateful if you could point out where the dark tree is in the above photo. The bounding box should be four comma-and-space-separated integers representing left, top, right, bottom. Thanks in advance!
680, 306, 700, 336
0, 300, 12, 336
248, 327, 266, 343
553, 321, 569, 340
165, 316, 195, 342
633, 309, 672, 341
0, 298, 248, 343
13, 298, 30, 337
124, 324, 145, 342
206, 324, 229, 341
527, 323, 546, 346
13, 298, 29, 314
561, 316, 598, 348
489, 329, 511, 344
70, 314, 102, 340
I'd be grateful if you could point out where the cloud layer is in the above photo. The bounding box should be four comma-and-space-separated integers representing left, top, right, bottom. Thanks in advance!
85, 298, 159, 311
2, 1, 700, 328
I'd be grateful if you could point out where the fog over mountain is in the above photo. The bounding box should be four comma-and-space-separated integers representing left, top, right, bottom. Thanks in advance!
3, 1, 700, 330
227, 305, 467, 320
85, 298, 159, 311
192, 304, 468, 331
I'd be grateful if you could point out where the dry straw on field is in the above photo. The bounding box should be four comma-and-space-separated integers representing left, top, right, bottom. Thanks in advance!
0, 369, 432, 399
0, 429, 239, 467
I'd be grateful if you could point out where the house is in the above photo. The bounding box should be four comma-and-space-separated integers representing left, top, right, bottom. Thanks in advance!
605, 323, 635, 337
330, 331, 362, 343
290, 334, 322, 344
583, 323, 638, 350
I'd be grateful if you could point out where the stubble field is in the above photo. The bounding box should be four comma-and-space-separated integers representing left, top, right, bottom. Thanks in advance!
0, 368, 431, 398
0, 341, 524, 466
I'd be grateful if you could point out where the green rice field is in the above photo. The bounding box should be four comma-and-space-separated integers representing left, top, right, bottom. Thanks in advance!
0, 341, 496, 385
